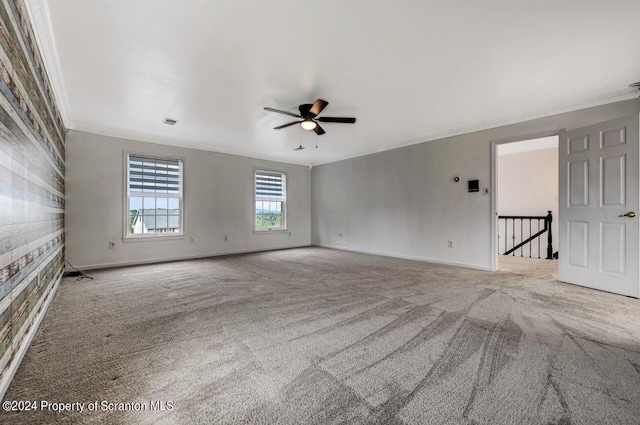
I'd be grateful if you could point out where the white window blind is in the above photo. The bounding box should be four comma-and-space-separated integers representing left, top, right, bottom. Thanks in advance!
255, 171, 285, 201
126, 154, 183, 238
128, 155, 181, 194
255, 170, 286, 231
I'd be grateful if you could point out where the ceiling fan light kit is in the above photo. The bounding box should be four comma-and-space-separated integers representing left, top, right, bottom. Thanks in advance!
264, 98, 356, 140
300, 119, 317, 131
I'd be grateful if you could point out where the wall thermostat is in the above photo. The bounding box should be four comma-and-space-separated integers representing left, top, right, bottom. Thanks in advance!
468, 179, 479, 192
453, 176, 460, 182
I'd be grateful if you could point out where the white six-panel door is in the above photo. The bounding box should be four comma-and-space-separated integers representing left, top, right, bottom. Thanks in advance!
558, 114, 639, 298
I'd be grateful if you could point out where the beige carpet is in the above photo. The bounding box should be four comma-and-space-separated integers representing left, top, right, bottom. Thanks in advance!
2, 247, 640, 424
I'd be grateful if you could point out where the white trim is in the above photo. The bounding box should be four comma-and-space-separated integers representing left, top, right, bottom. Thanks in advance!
73, 244, 311, 271
0, 267, 62, 401
489, 130, 562, 271
490, 141, 498, 272
23, 0, 71, 127
253, 229, 289, 235
313, 244, 492, 271
121, 235, 186, 243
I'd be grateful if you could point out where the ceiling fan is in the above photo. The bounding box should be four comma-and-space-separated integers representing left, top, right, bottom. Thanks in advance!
264, 99, 356, 135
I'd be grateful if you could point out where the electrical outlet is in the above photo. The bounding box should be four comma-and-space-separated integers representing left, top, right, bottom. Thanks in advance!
109, 241, 115, 249
224, 234, 228, 241
448, 240, 454, 248
483, 187, 489, 195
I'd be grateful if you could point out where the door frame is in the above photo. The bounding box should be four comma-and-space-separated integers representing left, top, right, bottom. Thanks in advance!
489, 129, 564, 271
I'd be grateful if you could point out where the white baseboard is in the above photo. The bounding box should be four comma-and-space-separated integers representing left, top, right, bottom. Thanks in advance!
0, 268, 63, 401
74, 244, 312, 271
313, 243, 492, 271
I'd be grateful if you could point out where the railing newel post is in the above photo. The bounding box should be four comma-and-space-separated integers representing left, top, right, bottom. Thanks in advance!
546, 211, 553, 260
498, 212, 554, 259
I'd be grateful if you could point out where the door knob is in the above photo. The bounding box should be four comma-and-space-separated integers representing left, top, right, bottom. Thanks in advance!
618, 211, 636, 218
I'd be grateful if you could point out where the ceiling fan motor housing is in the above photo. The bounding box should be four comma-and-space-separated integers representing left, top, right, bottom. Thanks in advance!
299, 104, 313, 117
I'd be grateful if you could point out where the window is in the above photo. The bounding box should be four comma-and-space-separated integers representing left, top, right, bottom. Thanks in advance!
255, 170, 286, 231
126, 153, 183, 238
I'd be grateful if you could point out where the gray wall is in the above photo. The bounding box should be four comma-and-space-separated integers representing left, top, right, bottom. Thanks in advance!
65, 131, 311, 269
0, 0, 66, 388
311, 99, 640, 270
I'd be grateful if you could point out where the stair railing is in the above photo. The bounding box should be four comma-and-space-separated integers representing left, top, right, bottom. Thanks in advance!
498, 211, 553, 259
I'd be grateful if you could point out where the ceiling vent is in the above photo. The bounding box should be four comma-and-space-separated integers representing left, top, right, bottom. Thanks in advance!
162, 117, 178, 125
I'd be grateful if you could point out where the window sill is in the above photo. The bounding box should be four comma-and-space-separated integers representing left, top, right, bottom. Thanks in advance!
122, 235, 186, 243
253, 229, 289, 235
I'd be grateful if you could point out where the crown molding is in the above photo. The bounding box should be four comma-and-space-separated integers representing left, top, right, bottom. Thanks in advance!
24, 0, 72, 128
75, 90, 638, 169
19, 1, 640, 167
310, 90, 640, 166
69, 123, 311, 167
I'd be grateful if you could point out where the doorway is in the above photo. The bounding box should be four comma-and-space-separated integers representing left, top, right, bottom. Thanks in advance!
491, 135, 559, 273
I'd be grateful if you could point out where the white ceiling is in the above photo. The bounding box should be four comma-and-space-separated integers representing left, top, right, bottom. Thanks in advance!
28, 0, 640, 166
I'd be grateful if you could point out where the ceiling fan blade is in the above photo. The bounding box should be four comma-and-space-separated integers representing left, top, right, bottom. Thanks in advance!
308, 99, 329, 117
273, 121, 301, 129
313, 123, 326, 135
317, 117, 356, 124
264, 107, 302, 118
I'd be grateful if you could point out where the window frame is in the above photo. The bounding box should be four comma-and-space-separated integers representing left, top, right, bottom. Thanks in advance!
253, 168, 287, 233
123, 151, 185, 241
